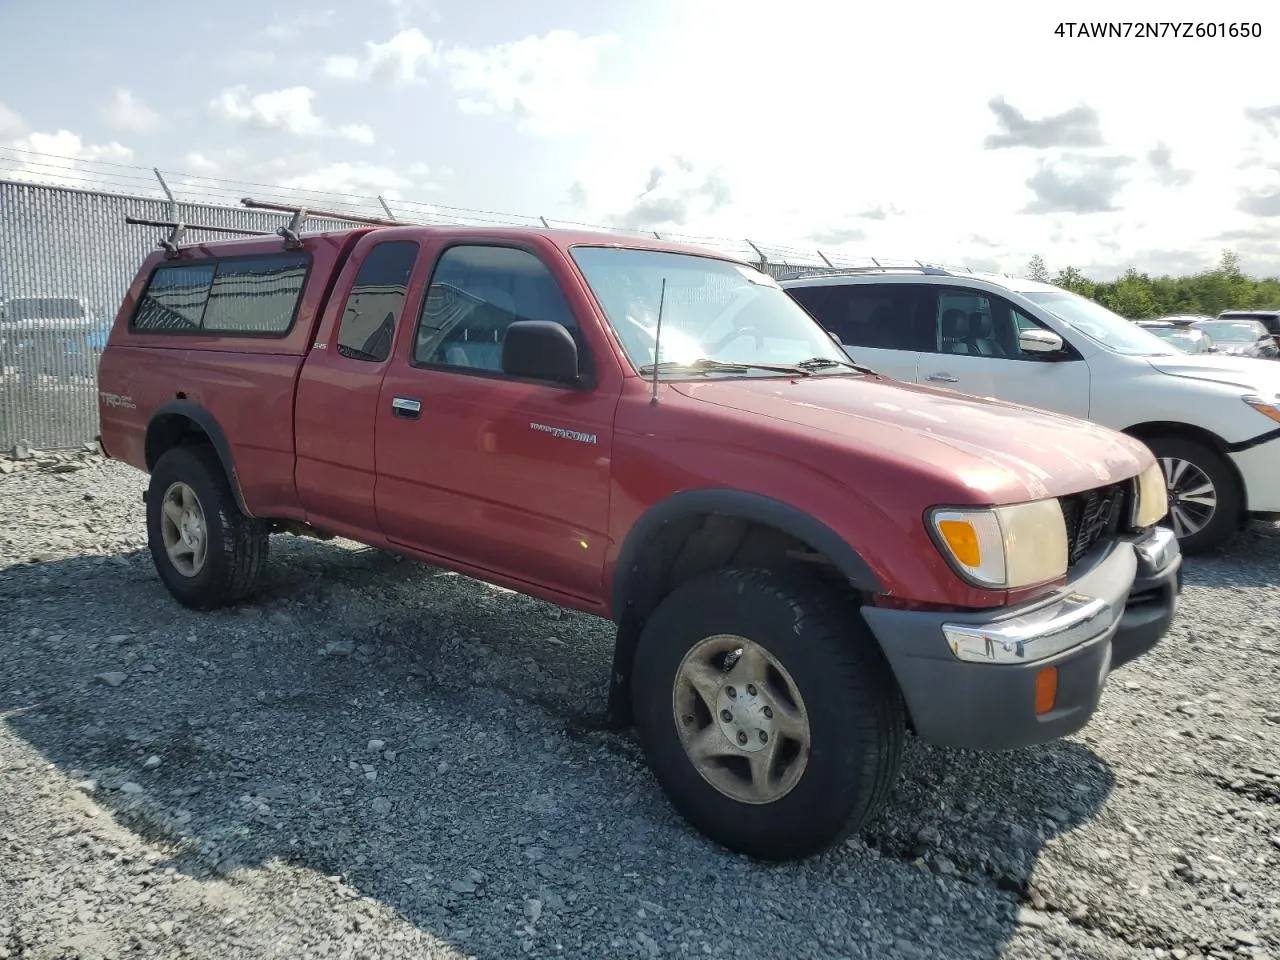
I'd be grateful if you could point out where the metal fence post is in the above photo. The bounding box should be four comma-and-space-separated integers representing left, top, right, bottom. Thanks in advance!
153, 168, 176, 221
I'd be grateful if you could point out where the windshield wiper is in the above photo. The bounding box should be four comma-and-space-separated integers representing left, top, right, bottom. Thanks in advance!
794, 356, 878, 376
638, 358, 816, 377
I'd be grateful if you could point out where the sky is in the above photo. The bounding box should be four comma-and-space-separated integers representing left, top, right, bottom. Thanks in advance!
0, 0, 1278, 280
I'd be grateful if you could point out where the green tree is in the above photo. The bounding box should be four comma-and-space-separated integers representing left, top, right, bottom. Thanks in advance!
1026, 254, 1050, 282
1097, 268, 1157, 318
1051, 266, 1094, 297
1044, 249, 1280, 320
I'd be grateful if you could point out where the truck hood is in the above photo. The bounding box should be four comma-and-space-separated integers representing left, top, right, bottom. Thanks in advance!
1144, 354, 1280, 394
671, 374, 1151, 503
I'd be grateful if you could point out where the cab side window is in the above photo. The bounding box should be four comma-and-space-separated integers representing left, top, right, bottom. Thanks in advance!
336, 241, 420, 362
923, 287, 1070, 360
412, 245, 582, 377
785, 284, 920, 351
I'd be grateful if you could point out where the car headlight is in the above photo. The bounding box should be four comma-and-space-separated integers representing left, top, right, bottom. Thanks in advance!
1132, 461, 1169, 529
1243, 394, 1280, 425
928, 499, 1067, 590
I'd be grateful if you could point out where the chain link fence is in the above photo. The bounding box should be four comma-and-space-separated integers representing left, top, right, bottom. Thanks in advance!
0, 176, 905, 451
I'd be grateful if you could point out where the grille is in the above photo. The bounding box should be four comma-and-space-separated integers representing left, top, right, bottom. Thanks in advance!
1058, 481, 1129, 566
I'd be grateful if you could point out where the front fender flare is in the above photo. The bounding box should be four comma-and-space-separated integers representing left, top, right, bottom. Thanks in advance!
602, 488, 883, 731
610, 487, 883, 619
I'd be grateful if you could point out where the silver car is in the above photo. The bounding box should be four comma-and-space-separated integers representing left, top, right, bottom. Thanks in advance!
1190, 318, 1279, 359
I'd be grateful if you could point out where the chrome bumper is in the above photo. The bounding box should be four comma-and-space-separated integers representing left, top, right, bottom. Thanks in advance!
942, 526, 1179, 666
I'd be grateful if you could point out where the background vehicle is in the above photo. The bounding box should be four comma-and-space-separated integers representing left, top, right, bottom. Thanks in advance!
94, 205, 1179, 862
0, 294, 106, 379
1190, 318, 1278, 359
1135, 320, 1215, 354
781, 266, 1280, 554
1217, 309, 1280, 349
1153, 314, 1215, 327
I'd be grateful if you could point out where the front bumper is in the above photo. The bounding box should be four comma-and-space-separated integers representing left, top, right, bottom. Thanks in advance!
860, 526, 1181, 751
1227, 430, 1280, 514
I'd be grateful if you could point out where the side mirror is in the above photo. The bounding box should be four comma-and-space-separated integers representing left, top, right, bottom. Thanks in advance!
502, 320, 580, 384
827, 330, 843, 346
1018, 328, 1065, 355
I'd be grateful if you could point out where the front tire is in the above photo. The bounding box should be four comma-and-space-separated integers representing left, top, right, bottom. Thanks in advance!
1146, 435, 1242, 555
631, 567, 906, 861
146, 445, 269, 610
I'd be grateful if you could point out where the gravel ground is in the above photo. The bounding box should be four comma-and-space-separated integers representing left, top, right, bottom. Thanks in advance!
1, 457, 1278, 960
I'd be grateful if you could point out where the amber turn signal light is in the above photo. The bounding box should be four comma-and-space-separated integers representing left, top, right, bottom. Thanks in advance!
1035, 666, 1058, 716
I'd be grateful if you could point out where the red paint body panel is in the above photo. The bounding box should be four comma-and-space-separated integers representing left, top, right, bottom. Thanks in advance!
97, 222, 1157, 620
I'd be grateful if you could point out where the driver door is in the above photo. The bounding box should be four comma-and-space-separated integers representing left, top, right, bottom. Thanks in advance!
373, 241, 620, 603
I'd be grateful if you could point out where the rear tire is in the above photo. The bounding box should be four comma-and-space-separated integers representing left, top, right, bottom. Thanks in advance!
1145, 435, 1241, 555
631, 567, 905, 861
146, 445, 269, 610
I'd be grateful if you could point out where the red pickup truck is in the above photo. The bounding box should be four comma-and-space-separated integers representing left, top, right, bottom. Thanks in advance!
96, 203, 1182, 861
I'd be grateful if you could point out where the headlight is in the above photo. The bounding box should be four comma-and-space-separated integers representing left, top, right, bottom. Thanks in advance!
928, 499, 1067, 590
1243, 394, 1280, 425
1132, 461, 1168, 529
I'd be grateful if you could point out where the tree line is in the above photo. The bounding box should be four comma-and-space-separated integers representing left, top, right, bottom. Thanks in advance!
1024, 251, 1280, 320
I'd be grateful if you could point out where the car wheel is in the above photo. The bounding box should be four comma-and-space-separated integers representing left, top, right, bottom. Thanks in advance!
146, 445, 270, 610
1146, 435, 1241, 555
631, 567, 906, 861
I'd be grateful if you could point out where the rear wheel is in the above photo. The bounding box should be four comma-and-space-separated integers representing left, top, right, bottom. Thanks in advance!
1146, 435, 1242, 555
631, 567, 905, 861
146, 445, 269, 610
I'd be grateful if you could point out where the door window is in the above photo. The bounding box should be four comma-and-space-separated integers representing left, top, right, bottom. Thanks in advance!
785, 284, 920, 351
413, 245, 582, 378
336, 240, 420, 362
924, 287, 1070, 360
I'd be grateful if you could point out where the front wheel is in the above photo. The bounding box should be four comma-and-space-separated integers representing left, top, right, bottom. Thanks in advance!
1145, 435, 1242, 555
631, 567, 906, 861
146, 445, 270, 610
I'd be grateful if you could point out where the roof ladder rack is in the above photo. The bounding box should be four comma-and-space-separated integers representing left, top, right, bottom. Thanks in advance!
124, 216, 273, 259
240, 197, 403, 248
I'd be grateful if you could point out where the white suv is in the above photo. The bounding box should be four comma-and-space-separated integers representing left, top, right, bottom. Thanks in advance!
780, 266, 1280, 554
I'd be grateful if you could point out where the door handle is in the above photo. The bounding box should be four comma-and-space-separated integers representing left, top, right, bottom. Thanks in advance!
925, 373, 958, 383
391, 397, 422, 419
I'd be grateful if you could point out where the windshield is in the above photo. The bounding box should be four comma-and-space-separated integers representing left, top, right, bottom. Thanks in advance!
1023, 290, 1179, 356
1195, 320, 1263, 342
6, 297, 87, 320
569, 247, 856, 376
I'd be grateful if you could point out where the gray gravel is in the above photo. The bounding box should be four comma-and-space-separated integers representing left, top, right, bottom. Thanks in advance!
2, 456, 1278, 960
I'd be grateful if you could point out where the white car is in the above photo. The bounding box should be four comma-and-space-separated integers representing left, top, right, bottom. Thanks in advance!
780, 266, 1280, 554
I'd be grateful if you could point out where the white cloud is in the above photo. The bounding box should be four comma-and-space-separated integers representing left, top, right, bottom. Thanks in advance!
322, 54, 362, 80
263, 9, 335, 39
208, 85, 374, 144
323, 28, 439, 84
0, 127, 135, 192
101, 88, 161, 134
322, 27, 615, 133
279, 161, 433, 199
442, 30, 617, 135
0, 101, 27, 139
604, 157, 732, 232
179, 147, 250, 177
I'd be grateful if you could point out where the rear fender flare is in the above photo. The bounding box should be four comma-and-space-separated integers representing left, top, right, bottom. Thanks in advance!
145, 400, 251, 516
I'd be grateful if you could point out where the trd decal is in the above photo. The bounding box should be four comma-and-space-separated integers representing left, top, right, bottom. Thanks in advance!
99, 391, 137, 409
